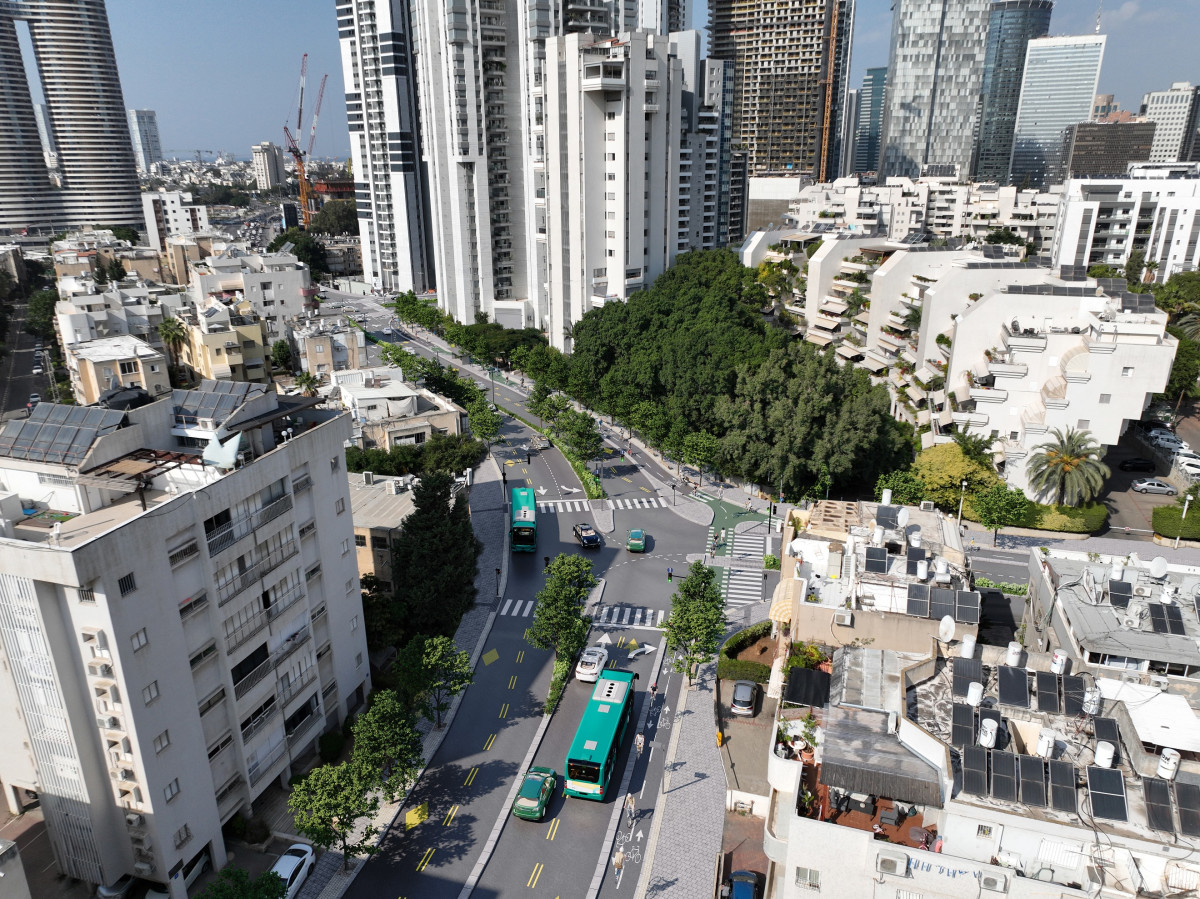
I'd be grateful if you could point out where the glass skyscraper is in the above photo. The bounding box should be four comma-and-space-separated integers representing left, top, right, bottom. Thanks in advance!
972, 0, 1053, 183
853, 67, 887, 173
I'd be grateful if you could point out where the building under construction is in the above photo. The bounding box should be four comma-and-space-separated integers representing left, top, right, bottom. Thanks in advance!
710, 0, 856, 179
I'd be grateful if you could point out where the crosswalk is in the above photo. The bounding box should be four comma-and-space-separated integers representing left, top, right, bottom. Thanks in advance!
721, 531, 766, 607
536, 497, 667, 513
496, 598, 664, 629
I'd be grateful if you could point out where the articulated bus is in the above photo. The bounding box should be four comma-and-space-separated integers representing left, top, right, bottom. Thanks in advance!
511, 487, 537, 552
564, 669, 637, 800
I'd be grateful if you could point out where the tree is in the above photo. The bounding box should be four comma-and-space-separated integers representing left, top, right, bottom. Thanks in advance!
24, 289, 59, 338
288, 762, 380, 871
309, 199, 358, 235
395, 634, 474, 728
271, 339, 293, 371
94, 262, 109, 285
1088, 263, 1121, 280
294, 371, 320, 396
1026, 427, 1110, 506
268, 228, 328, 275
467, 400, 502, 445
663, 561, 725, 682
952, 428, 994, 466
1164, 326, 1200, 402
195, 869, 285, 899
972, 483, 1031, 546
874, 470, 925, 506
157, 316, 188, 376
983, 228, 1026, 246
106, 257, 126, 283
525, 553, 595, 661
350, 690, 424, 801
554, 408, 602, 460
1124, 248, 1146, 291
911, 443, 998, 510
683, 431, 720, 484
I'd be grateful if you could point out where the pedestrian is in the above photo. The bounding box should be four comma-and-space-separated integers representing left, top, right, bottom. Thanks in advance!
624, 792, 636, 824
613, 849, 626, 873
635, 732, 645, 757
718, 487, 724, 501
650, 682, 658, 701
744, 498, 752, 515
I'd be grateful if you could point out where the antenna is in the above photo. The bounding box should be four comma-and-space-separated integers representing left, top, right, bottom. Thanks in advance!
1095, 0, 1102, 34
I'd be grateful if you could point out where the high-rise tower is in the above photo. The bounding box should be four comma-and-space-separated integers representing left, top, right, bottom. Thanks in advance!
879, 0, 992, 179
0, 0, 142, 232
1141, 82, 1200, 163
852, 67, 887, 173
972, 0, 1053, 183
127, 109, 163, 174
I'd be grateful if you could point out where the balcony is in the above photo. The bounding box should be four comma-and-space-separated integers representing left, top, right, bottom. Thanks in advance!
986, 359, 1028, 379
279, 667, 317, 707
207, 493, 294, 557
225, 609, 269, 653
240, 702, 279, 744
217, 540, 299, 606
1002, 324, 1047, 352
969, 386, 1008, 404
273, 626, 311, 669
287, 711, 319, 747
248, 740, 288, 787
1040, 376, 1069, 409
234, 656, 274, 700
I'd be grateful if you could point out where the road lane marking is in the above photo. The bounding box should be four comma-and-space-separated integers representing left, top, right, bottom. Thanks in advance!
546, 819, 560, 840
640, 486, 651, 493
500, 599, 514, 616
483, 733, 496, 751
522, 600, 535, 616
465, 767, 479, 787
482, 648, 500, 666
527, 863, 544, 888
508, 675, 518, 689
622, 607, 631, 625
442, 805, 459, 826
405, 802, 428, 830
499, 703, 510, 718
526, 478, 533, 486
522, 467, 529, 475
621, 476, 632, 483
516, 650, 525, 663
416, 848, 435, 872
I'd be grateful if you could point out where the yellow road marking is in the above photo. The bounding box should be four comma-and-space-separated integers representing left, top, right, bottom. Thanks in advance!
505, 459, 516, 467
483, 733, 496, 751
607, 658, 618, 668
527, 863, 544, 888
442, 805, 459, 826
464, 767, 479, 787
621, 476, 632, 483
526, 478, 533, 486
627, 637, 639, 649
499, 703, 510, 718
482, 648, 500, 666
416, 848, 435, 872
404, 802, 428, 830
615, 635, 628, 648
516, 650, 525, 663
640, 486, 651, 493
508, 675, 518, 689
546, 818, 560, 840
522, 467, 529, 475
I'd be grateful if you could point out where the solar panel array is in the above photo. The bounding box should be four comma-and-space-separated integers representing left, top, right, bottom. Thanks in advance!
1059, 264, 1089, 281
1087, 767, 1128, 822
1109, 579, 1132, 609
963, 745, 989, 795
962, 749, 1055, 807
1120, 292, 1157, 314
956, 591, 981, 626
906, 546, 926, 576
1144, 778, 1174, 832
1036, 671, 1061, 713
1049, 760, 1077, 814
171, 380, 264, 425
1063, 675, 1087, 716
997, 666, 1029, 708
952, 658, 984, 697
902, 583, 979, 624
951, 702, 976, 746
931, 587, 956, 621
906, 583, 930, 617
1094, 717, 1121, 763
0, 405, 126, 465
1020, 756, 1047, 808
865, 546, 888, 574
1149, 603, 1170, 634
1178, 782, 1200, 837
1007, 284, 1097, 297
991, 751, 1019, 801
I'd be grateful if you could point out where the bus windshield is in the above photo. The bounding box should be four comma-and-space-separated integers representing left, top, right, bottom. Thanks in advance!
567, 759, 602, 783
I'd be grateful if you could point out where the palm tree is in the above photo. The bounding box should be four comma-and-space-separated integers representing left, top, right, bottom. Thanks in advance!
1027, 427, 1111, 506
294, 371, 320, 397
1176, 305, 1200, 341
157, 317, 187, 384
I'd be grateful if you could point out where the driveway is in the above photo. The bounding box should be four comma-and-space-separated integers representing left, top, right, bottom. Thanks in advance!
1096, 430, 1179, 539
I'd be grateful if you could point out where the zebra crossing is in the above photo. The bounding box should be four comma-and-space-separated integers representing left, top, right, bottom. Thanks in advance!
496, 598, 664, 629
721, 530, 766, 607
536, 497, 667, 513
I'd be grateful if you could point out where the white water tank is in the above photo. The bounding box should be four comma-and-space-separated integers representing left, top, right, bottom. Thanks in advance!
910, 530, 923, 549
1050, 650, 1068, 674
1037, 728, 1056, 759
1159, 748, 1182, 781
882, 488, 893, 506
935, 558, 950, 576
960, 633, 977, 659
917, 560, 929, 581
1110, 560, 1124, 582
979, 718, 999, 749
1094, 741, 1115, 769
967, 681, 985, 708
1083, 687, 1102, 716
873, 526, 884, 545
1005, 642, 1022, 667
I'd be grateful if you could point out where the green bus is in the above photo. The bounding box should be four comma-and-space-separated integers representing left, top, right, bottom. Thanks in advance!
565, 669, 637, 800
511, 487, 537, 552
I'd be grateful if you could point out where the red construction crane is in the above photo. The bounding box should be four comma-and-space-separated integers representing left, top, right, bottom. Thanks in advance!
284, 53, 327, 228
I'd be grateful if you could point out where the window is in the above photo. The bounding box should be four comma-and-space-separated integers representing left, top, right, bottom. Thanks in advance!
371, 535, 388, 550
118, 573, 137, 596
189, 641, 217, 669
345, 579, 354, 595
976, 824, 993, 838
794, 867, 820, 890
37, 472, 73, 487
336, 497, 346, 514
331, 456, 341, 472
142, 681, 160, 704
606, 173, 616, 181
1099, 393, 1111, 404
1122, 367, 1134, 377
316, 345, 325, 353
606, 153, 616, 161
305, 563, 322, 581
356, 652, 364, 667
119, 360, 138, 375
169, 541, 199, 566
130, 628, 148, 652
163, 778, 180, 802
173, 824, 192, 849
78, 586, 96, 604
150, 364, 159, 373
341, 538, 351, 555
198, 687, 226, 716
207, 733, 233, 760
351, 615, 360, 631
179, 593, 208, 620
1077, 419, 1090, 429
355, 534, 366, 547
153, 730, 171, 753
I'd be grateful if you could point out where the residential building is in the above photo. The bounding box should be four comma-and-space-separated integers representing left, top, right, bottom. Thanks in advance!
174, 302, 271, 386
0, 384, 370, 895
347, 472, 414, 593
1009, 35, 1106, 189
250, 142, 286, 192
0, 0, 142, 233
1140, 82, 1200, 163
1051, 175, 1200, 282
162, 232, 248, 287
335, 0, 433, 295
33, 102, 57, 171
188, 251, 318, 340
127, 109, 163, 174
852, 67, 886, 174
709, 0, 854, 180
1093, 92, 1121, 120
840, 89, 860, 179
879, 0, 992, 179
142, 191, 210, 253
51, 230, 164, 284
972, 0, 1053, 183
55, 282, 188, 354
320, 235, 363, 277
332, 369, 466, 449
290, 315, 368, 380
63, 335, 170, 405
1058, 121, 1156, 180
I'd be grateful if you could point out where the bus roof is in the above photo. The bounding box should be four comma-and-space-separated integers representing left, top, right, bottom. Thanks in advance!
567, 670, 635, 763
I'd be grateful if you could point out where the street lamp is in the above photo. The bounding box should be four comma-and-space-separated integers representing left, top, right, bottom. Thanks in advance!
489, 368, 496, 405
957, 479, 968, 527
495, 567, 502, 601
1177, 494, 1192, 549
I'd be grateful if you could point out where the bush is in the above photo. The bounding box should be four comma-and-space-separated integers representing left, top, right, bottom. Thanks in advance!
1025, 502, 1107, 533
720, 621, 771, 659
319, 730, 345, 763
1153, 505, 1200, 539
544, 657, 572, 714
717, 657, 772, 683
974, 577, 1028, 596
763, 554, 780, 570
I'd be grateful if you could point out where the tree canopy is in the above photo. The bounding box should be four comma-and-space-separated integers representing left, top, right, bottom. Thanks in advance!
288, 762, 379, 870
308, 199, 358, 235
526, 553, 595, 661
350, 689, 424, 802
911, 443, 998, 510
1027, 427, 1110, 506
24, 289, 58, 338
195, 868, 285, 899
972, 483, 1031, 545
268, 228, 328, 274
663, 561, 726, 682
393, 634, 474, 728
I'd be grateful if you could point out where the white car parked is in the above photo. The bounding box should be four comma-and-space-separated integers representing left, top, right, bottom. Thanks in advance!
270, 844, 316, 899
1153, 435, 1191, 452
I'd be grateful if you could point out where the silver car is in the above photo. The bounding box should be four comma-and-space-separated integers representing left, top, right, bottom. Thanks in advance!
1132, 478, 1177, 495
730, 680, 759, 717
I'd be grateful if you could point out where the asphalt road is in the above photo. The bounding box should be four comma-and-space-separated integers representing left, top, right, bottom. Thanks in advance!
1, 300, 54, 418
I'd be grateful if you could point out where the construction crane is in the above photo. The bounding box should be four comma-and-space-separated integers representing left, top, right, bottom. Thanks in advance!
283, 54, 327, 228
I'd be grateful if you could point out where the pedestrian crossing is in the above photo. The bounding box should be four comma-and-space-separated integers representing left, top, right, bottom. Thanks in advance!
536, 497, 666, 513
721, 531, 766, 607
496, 598, 664, 629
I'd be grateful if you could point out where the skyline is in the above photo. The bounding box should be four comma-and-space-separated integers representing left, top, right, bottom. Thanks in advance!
17, 0, 1200, 162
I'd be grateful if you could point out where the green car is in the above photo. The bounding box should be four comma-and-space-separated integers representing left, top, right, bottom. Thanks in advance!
626, 528, 646, 552
512, 766, 557, 821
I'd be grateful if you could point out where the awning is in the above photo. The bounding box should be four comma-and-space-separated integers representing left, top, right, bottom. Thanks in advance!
769, 594, 793, 623
917, 410, 931, 426
805, 331, 834, 347
914, 365, 936, 384
857, 354, 888, 373
821, 299, 850, 315
819, 706, 942, 807
907, 384, 927, 402
836, 344, 863, 360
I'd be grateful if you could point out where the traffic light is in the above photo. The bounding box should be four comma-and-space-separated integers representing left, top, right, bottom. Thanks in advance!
667, 567, 674, 582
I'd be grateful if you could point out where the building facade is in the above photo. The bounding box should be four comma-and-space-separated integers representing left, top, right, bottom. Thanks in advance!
142, 191, 210, 253
0, 386, 370, 896
127, 110, 163, 174
1140, 82, 1200, 163
972, 0, 1053, 183
250, 143, 286, 192
852, 67, 886, 174
1009, 34, 1106, 189
0, 0, 142, 232
291, 317, 368, 380
709, 0, 855, 180
174, 303, 272, 386
1058, 121, 1156, 179
879, 0, 992, 179
187, 251, 318, 340
62, 335, 170, 405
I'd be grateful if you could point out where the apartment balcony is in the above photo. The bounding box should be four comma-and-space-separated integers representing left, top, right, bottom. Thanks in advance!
1021, 402, 1048, 432
643, 102, 659, 113
217, 540, 299, 606
207, 493, 294, 557
240, 703, 279, 745
248, 740, 288, 787
986, 359, 1028, 379
287, 710, 319, 748
1083, 330, 1118, 354
267, 583, 306, 621
225, 609, 269, 653
234, 655, 274, 700
279, 667, 318, 708
1001, 324, 1046, 353
969, 386, 1008, 404
273, 626, 311, 669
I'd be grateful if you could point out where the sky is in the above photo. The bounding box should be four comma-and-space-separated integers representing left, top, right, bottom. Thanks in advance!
78, 0, 1200, 160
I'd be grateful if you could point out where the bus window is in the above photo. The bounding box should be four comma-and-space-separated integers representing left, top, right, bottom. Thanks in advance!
568, 759, 601, 783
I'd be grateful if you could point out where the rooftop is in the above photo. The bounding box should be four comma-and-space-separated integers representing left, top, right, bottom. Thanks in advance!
347, 472, 415, 531
67, 335, 163, 363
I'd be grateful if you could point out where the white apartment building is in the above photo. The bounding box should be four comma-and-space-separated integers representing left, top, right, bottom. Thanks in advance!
55, 283, 188, 354
188, 250, 318, 339
1052, 176, 1200, 283
142, 191, 209, 254
62, 334, 170, 405
250, 142, 286, 191
1140, 82, 1200, 163
0, 383, 370, 896
332, 369, 466, 448
127, 110, 163, 174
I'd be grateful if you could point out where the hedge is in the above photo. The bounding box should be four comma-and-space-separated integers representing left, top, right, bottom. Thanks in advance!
974, 577, 1028, 596
1153, 505, 1200, 540
716, 658, 772, 683
720, 621, 771, 659
964, 500, 1107, 534
544, 657, 572, 714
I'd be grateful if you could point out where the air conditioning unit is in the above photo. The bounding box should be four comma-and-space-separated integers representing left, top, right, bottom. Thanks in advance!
133, 862, 155, 877
833, 610, 853, 627
919, 501, 936, 512
876, 851, 909, 876
384, 480, 400, 495
1134, 585, 1153, 597
126, 813, 144, 827
96, 664, 114, 678
981, 872, 1009, 893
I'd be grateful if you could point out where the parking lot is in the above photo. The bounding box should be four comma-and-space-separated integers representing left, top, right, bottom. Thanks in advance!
1100, 412, 1196, 537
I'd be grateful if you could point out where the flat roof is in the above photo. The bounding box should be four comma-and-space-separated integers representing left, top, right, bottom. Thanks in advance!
347, 472, 415, 530
69, 334, 162, 362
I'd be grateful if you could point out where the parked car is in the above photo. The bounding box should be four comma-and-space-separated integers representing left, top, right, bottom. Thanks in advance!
729, 870, 764, 899
511, 766, 557, 821
27, 393, 40, 409
1152, 436, 1191, 453
575, 646, 609, 683
270, 843, 316, 899
1132, 478, 1178, 495
1179, 461, 1200, 479
573, 522, 602, 548
1119, 458, 1156, 472
626, 528, 646, 552
31, 364, 42, 375
730, 680, 759, 718
96, 875, 137, 899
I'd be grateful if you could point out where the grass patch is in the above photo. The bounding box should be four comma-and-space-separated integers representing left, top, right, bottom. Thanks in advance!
717, 658, 772, 682
965, 500, 1107, 534
1153, 505, 1200, 540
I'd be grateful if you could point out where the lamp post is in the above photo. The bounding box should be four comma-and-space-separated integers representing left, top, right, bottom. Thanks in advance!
495, 567, 502, 601
1176, 495, 1192, 549
489, 368, 496, 405
957, 479, 968, 527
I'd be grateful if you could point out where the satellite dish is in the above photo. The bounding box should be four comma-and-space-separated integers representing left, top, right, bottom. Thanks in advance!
1150, 557, 1169, 580
938, 615, 956, 643
1082, 567, 1097, 602
897, 507, 910, 529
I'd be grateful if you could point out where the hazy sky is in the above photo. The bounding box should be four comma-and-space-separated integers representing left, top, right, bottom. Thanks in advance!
86, 0, 1200, 160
